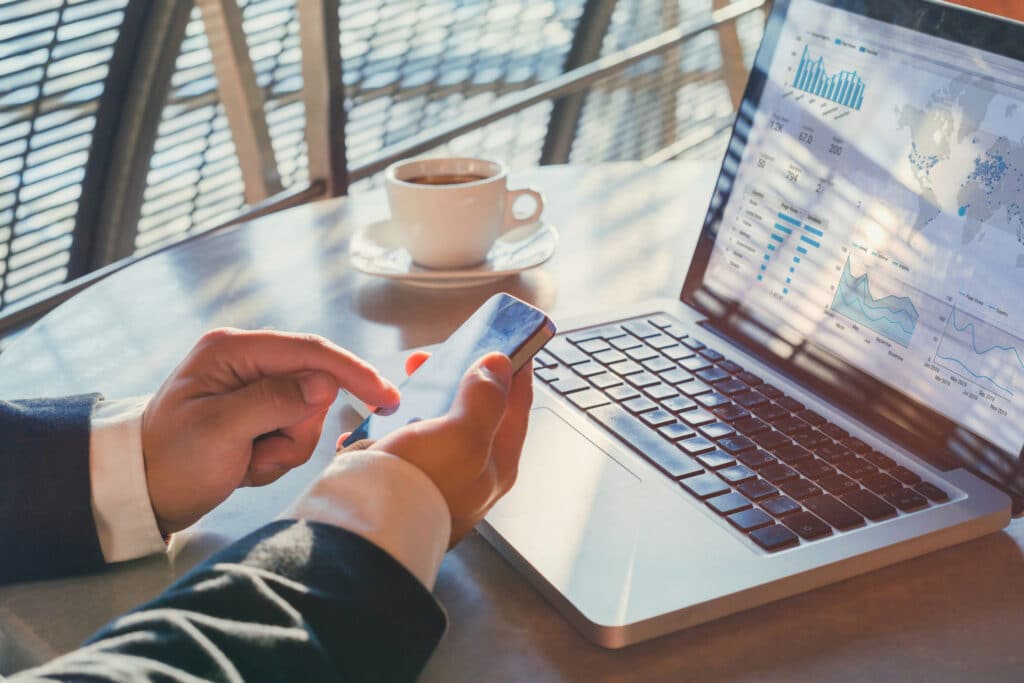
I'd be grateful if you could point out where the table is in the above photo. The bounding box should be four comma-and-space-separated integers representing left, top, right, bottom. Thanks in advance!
1, 163, 1022, 681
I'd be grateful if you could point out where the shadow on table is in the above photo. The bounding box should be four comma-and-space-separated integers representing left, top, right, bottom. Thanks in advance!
425, 526, 1024, 682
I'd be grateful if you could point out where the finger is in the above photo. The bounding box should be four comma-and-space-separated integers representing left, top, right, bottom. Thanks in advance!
445, 353, 513, 455
198, 329, 400, 409
204, 371, 338, 442
404, 351, 431, 376
249, 410, 326, 472
491, 362, 534, 489
336, 431, 352, 451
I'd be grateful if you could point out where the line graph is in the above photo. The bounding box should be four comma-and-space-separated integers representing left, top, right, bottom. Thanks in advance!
831, 257, 919, 347
935, 305, 1024, 396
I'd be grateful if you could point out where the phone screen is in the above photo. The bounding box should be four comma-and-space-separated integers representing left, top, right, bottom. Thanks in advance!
344, 294, 554, 445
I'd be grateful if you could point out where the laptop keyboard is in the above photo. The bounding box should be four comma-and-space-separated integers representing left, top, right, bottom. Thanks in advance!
533, 314, 952, 553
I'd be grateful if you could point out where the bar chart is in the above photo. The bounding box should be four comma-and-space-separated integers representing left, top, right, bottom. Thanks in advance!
793, 45, 866, 110
757, 210, 824, 297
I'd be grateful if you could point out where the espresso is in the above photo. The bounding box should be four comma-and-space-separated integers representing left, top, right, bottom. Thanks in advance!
407, 173, 489, 186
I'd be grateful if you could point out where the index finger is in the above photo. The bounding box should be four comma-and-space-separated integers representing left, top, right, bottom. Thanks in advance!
196, 329, 400, 408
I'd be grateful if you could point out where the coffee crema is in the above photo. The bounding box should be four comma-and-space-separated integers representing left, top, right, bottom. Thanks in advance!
406, 173, 489, 186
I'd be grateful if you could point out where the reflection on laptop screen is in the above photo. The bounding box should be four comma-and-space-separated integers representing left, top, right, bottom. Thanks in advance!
701, 0, 1024, 460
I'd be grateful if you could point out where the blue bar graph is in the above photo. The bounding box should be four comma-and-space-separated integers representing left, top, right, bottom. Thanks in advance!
793, 45, 866, 111
800, 235, 821, 249
778, 212, 801, 227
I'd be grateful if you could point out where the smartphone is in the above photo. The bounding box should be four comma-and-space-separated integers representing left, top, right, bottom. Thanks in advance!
342, 293, 556, 446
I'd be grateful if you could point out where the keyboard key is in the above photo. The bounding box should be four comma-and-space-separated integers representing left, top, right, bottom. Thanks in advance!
623, 320, 661, 338
836, 457, 877, 480
797, 409, 826, 426
659, 423, 696, 441
643, 357, 676, 373
647, 315, 675, 329
736, 371, 763, 386
889, 466, 922, 486
572, 361, 606, 377
643, 383, 678, 401
679, 356, 713, 372
606, 384, 640, 402
708, 492, 752, 515
663, 345, 695, 361
680, 473, 730, 499
659, 368, 692, 385
841, 489, 897, 521
662, 395, 698, 413
753, 430, 791, 450
773, 415, 811, 435
588, 404, 704, 479
680, 409, 716, 426
862, 472, 901, 495
784, 511, 833, 540
626, 372, 661, 388
569, 389, 610, 410
774, 444, 811, 465
697, 367, 731, 383
534, 350, 558, 368
674, 379, 713, 395
681, 337, 706, 350
915, 481, 950, 502
699, 348, 726, 362
804, 494, 865, 531
550, 375, 589, 394
794, 430, 831, 448
737, 449, 777, 470
699, 422, 735, 440
697, 450, 736, 469
718, 360, 743, 374
759, 384, 785, 399
821, 423, 849, 440
662, 324, 691, 340
535, 367, 560, 382
566, 326, 619, 344
794, 458, 835, 480
646, 334, 678, 350
761, 463, 799, 484
718, 435, 756, 454
729, 508, 774, 532
753, 402, 788, 421
750, 524, 800, 551
737, 478, 779, 501
678, 436, 717, 456
718, 464, 756, 485
640, 409, 676, 428
594, 349, 628, 365
883, 487, 929, 512
845, 437, 871, 454
735, 391, 769, 408
610, 335, 642, 351
734, 417, 771, 435
817, 443, 854, 465
775, 396, 803, 412
623, 397, 658, 414
578, 339, 611, 354
714, 404, 749, 422
609, 360, 643, 376
626, 346, 659, 362
547, 338, 589, 365
696, 392, 731, 409
762, 495, 802, 518
590, 372, 623, 390
780, 478, 822, 501
863, 450, 898, 470
715, 379, 750, 396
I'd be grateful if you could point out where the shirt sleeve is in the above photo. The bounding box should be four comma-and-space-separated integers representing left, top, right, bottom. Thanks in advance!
89, 396, 167, 563
282, 450, 452, 590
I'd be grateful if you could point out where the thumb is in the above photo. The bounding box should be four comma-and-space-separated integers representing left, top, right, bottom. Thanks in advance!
209, 371, 339, 440
445, 353, 513, 449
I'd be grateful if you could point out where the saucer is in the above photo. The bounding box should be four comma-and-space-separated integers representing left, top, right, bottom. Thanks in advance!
349, 219, 558, 288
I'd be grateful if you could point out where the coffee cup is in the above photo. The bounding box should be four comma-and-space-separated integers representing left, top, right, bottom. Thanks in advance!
384, 157, 544, 270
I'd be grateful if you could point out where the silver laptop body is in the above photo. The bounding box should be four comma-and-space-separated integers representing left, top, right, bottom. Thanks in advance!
483, 0, 1024, 648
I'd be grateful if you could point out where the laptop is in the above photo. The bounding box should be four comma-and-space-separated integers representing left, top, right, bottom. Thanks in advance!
480, 0, 1024, 648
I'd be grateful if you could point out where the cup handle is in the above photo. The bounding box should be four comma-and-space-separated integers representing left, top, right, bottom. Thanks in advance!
502, 188, 544, 234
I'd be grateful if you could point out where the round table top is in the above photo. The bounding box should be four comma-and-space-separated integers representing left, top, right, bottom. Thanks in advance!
2, 162, 1023, 681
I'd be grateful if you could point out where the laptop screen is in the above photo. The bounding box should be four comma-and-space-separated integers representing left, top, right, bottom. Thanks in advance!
683, 0, 1024, 504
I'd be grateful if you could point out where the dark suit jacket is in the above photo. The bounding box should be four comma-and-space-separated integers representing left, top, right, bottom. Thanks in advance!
2, 397, 447, 681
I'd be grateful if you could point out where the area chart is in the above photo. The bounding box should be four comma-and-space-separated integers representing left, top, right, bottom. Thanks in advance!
793, 45, 866, 110
935, 305, 1024, 396
831, 257, 919, 347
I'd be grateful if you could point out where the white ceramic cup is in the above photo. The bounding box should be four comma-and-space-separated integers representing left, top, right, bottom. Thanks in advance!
384, 157, 544, 269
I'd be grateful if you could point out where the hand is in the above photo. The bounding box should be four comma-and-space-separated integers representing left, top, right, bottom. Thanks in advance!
366, 352, 534, 546
142, 328, 400, 535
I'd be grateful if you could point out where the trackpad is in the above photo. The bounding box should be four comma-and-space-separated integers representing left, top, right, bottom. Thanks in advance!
488, 408, 641, 523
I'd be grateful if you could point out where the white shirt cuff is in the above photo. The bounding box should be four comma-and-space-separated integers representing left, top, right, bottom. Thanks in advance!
89, 396, 167, 563
282, 450, 451, 590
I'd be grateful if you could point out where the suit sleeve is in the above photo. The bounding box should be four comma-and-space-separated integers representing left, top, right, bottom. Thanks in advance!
14, 519, 446, 683
0, 395, 106, 584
